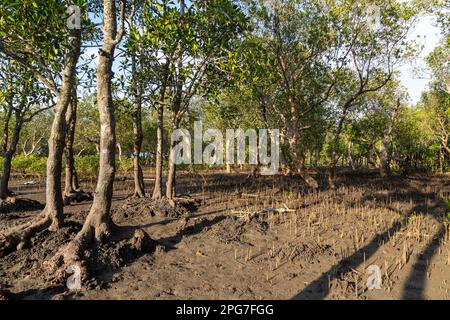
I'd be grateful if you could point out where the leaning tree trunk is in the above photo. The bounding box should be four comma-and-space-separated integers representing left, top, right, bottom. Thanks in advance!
44, 0, 124, 274
0, 30, 81, 256
64, 88, 79, 196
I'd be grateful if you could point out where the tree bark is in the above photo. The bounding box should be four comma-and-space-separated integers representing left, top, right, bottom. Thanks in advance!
348, 142, 355, 170
166, 118, 179, 201
64, 87, 79, 196
79, 0, 121, 238
43, 34, 81, 229
284, 98, 318, 189
131, 54, 145, 197
152, 101, 164, 199
328, 107, 349, 188
0, 93, 16, 198
152, 61, 169, 200
0, 118, 21, 198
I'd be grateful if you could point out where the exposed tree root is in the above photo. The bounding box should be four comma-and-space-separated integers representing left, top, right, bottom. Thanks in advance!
0, 211, 55, 256
43, 219, 114, 284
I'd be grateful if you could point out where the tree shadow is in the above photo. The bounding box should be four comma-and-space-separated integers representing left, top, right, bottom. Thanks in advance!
400, 224, 447, 299
155, 215, 226, 250
292, 219, 404, 299
292, 179, 447, 300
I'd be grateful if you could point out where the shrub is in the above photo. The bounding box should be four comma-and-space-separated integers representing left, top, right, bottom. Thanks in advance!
75, 155, 100, 177
11, 154, 46, 177
117, 157, 133, 175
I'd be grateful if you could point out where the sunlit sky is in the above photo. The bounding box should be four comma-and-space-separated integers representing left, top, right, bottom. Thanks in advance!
398, 14, 442, 104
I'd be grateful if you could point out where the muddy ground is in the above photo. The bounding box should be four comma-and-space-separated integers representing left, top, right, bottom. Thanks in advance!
0, 169, 449, 300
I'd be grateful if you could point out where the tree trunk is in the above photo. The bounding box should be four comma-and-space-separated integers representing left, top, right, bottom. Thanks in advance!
116, 142, 122, 161
152, 102, 164, 199
152, 60, 169, 200
380, 99, 399, 177
131, 54, 145, 197
64, 88, 79, 196
166, 118, 179, 201
313, 148, 319, 167
328, 108, 349, 188
79, 0, 120, 238
43, 29, 82, 229
0, 121, 21, 198
0, 93, 16, 199
1, 99, 13, 156
285, 112, 318, 188
438, 148, 444, 173
348, 142, 355, 170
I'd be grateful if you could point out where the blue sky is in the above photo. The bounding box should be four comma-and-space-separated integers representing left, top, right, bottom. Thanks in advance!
399, 14, 442, 104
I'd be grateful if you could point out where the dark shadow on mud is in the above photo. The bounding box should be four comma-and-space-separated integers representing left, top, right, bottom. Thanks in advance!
155, 215, 226, 250
401, 225, 447, 299
292, 177, 448, 300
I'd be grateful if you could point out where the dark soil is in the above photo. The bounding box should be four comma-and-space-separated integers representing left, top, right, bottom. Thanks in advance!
0, 169, 449, 300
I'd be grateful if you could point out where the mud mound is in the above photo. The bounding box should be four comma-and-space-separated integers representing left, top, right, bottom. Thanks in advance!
113, 197, 196, 222
208, 215, 268, 244
289, 242, 333, 264
63, 191, 93, 205
0, 197, 44, 213
210, 216, 246, 243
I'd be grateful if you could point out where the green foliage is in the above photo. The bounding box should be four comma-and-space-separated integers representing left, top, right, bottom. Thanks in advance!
117, 158, 134, 175
11, 154, 46, 177
74, 155, 99, 177
74, 156, 134, 178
